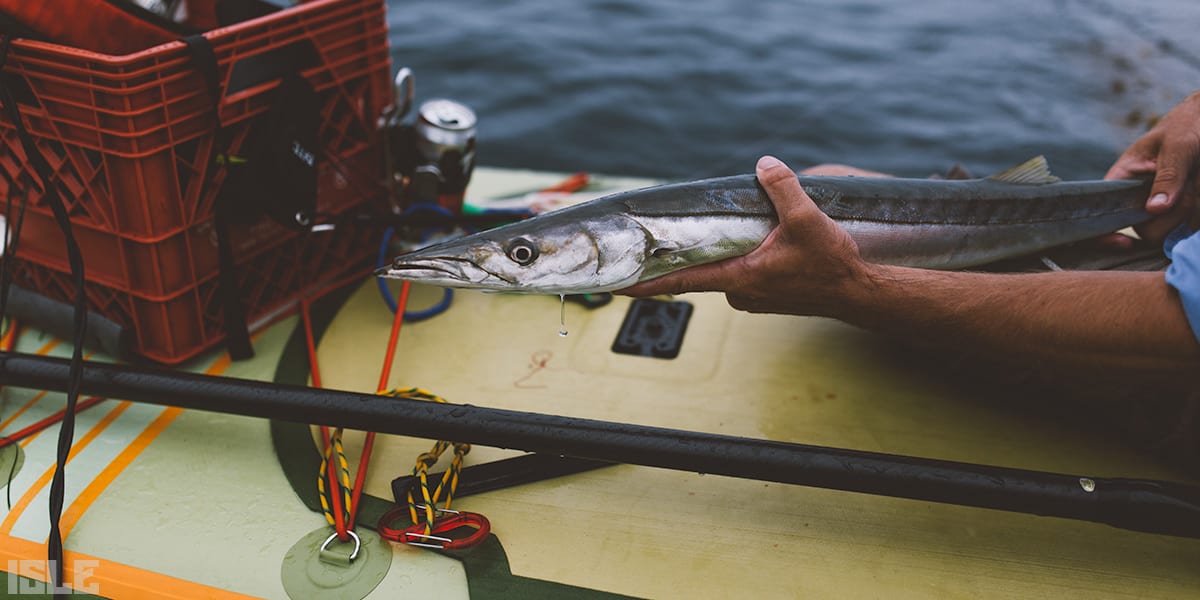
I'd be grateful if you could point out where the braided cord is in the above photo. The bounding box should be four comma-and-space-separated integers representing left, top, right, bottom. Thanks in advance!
387, 388, 471, 535
316, 428, 354, 528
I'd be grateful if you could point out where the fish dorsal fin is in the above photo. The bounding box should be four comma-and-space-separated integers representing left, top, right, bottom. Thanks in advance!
986, 155, 1061, 185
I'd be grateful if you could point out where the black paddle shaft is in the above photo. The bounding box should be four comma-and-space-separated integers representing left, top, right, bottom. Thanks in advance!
1, 351, 1197, 539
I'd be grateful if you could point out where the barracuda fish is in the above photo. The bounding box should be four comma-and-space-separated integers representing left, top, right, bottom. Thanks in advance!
376, 157, 1152, 294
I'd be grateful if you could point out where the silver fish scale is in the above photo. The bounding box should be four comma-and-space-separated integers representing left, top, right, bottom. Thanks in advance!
618, 176, 775, 217
612, 174, 1150, 226
800, 176, 1152, 226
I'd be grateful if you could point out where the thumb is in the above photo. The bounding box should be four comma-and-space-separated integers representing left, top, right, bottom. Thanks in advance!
1146, 139, 1200, 214
755, 155, 824, 227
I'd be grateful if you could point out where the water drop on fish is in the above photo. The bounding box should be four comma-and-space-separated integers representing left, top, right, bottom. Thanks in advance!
558, 294, 569, 337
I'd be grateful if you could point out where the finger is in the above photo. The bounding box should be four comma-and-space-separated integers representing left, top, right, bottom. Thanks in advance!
1105, 131, 1160, 180
725, 293, 761, 313
1104, 155, 1156, 181
799, 163, 892, 178
1135, 218, 1185, 245
1133, 190, 1191, 243
756, 156, 824, 226
1106, 128, 1162, 179
1092, 232, 1135, 250
1146, 135, 1200, 213
617, 256, 747, 297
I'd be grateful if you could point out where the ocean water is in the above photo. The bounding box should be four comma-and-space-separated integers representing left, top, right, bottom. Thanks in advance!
387, 0, 1200, 181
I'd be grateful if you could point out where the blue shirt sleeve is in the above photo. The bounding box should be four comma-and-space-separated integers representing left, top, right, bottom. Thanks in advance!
1164, 225, 1200, 342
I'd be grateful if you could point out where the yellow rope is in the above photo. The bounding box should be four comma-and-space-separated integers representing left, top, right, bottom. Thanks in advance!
316, 387, 472, 536
316, 428, 353, 527
383, 388, 472, 535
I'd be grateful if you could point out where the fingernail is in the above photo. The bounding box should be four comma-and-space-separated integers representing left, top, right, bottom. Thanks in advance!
757, 156, 783, 171
1147, 193, 1172, 210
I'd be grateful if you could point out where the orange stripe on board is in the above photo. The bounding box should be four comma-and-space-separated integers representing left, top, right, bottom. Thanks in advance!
0, 339, 66, 432
204, 350, 237, 376
56, 407, 183, 540
55, 348, 239, 541
16, 392, 101, 450
2, 343, 238, 527
0, 534, 260, 600
0, 338, 257, 597
0, 322, 19, 351
1, 390, 52, 436
0, 401, 130, 535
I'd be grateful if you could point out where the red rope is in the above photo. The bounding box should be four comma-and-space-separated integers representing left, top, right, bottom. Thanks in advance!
347, 432, 376, 528
300, 298, 323, 389
324, 432, 350, 542
0, 396, 105, 449
301, 296, 350, 540
303, 278, 413, 538
347, 281, 410, 526
376, 281, 411, 392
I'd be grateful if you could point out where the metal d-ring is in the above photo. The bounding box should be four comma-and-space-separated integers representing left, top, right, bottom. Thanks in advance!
392, 67, 414, 121
320, 530, 362, 561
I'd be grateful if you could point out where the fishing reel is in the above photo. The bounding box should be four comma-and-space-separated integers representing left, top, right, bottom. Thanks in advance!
381, 68, 477, 215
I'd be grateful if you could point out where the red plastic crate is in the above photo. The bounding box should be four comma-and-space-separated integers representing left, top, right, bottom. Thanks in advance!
8, 144, 378, 298
0, 0, 390, 239
9, 217, 376, 364
0, 0, 391, 363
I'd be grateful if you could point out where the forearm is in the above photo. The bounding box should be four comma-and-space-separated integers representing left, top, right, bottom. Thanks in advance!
836, 266, 1200, 376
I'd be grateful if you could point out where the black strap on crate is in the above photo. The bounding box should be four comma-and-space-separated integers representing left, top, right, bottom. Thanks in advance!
182, 32, 330, 361
0, 33, 91, 592
182, 34, 255, 361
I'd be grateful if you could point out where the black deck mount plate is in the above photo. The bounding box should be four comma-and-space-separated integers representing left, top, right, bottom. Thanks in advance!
611, 298, 693, 359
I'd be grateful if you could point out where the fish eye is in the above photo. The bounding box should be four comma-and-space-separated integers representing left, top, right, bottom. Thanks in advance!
506, 238, 539, 266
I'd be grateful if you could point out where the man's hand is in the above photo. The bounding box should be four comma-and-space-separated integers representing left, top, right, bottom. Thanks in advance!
621, 156, 1198, 378
620, 156, 870, 318
1106, 91, 1200, 243
796, 163, 892, 178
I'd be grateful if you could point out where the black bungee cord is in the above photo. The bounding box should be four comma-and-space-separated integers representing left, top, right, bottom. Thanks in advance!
0, 34, 90, 594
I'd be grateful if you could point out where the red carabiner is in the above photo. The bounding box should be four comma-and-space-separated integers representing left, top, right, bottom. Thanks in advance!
378, 506, 491, 550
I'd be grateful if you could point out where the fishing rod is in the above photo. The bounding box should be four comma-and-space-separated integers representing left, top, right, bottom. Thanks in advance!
2, 351, 1198, 539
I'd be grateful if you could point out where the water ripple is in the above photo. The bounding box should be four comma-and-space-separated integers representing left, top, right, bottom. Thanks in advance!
389, 0, 1199, 179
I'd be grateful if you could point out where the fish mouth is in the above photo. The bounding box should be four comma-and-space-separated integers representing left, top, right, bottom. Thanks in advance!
375, 255, 513, 289
373, 262, 459, 277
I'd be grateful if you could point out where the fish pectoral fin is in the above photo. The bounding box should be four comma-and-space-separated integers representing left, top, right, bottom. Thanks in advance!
986, 155, 1062, 185
647, 241, 681, 258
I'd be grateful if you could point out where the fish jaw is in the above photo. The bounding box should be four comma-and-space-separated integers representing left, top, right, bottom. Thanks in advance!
376, 210, 654, 294
375, 246, 516, 290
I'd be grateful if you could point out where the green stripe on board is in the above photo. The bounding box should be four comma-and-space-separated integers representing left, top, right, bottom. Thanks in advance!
270, 285, 635, 599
